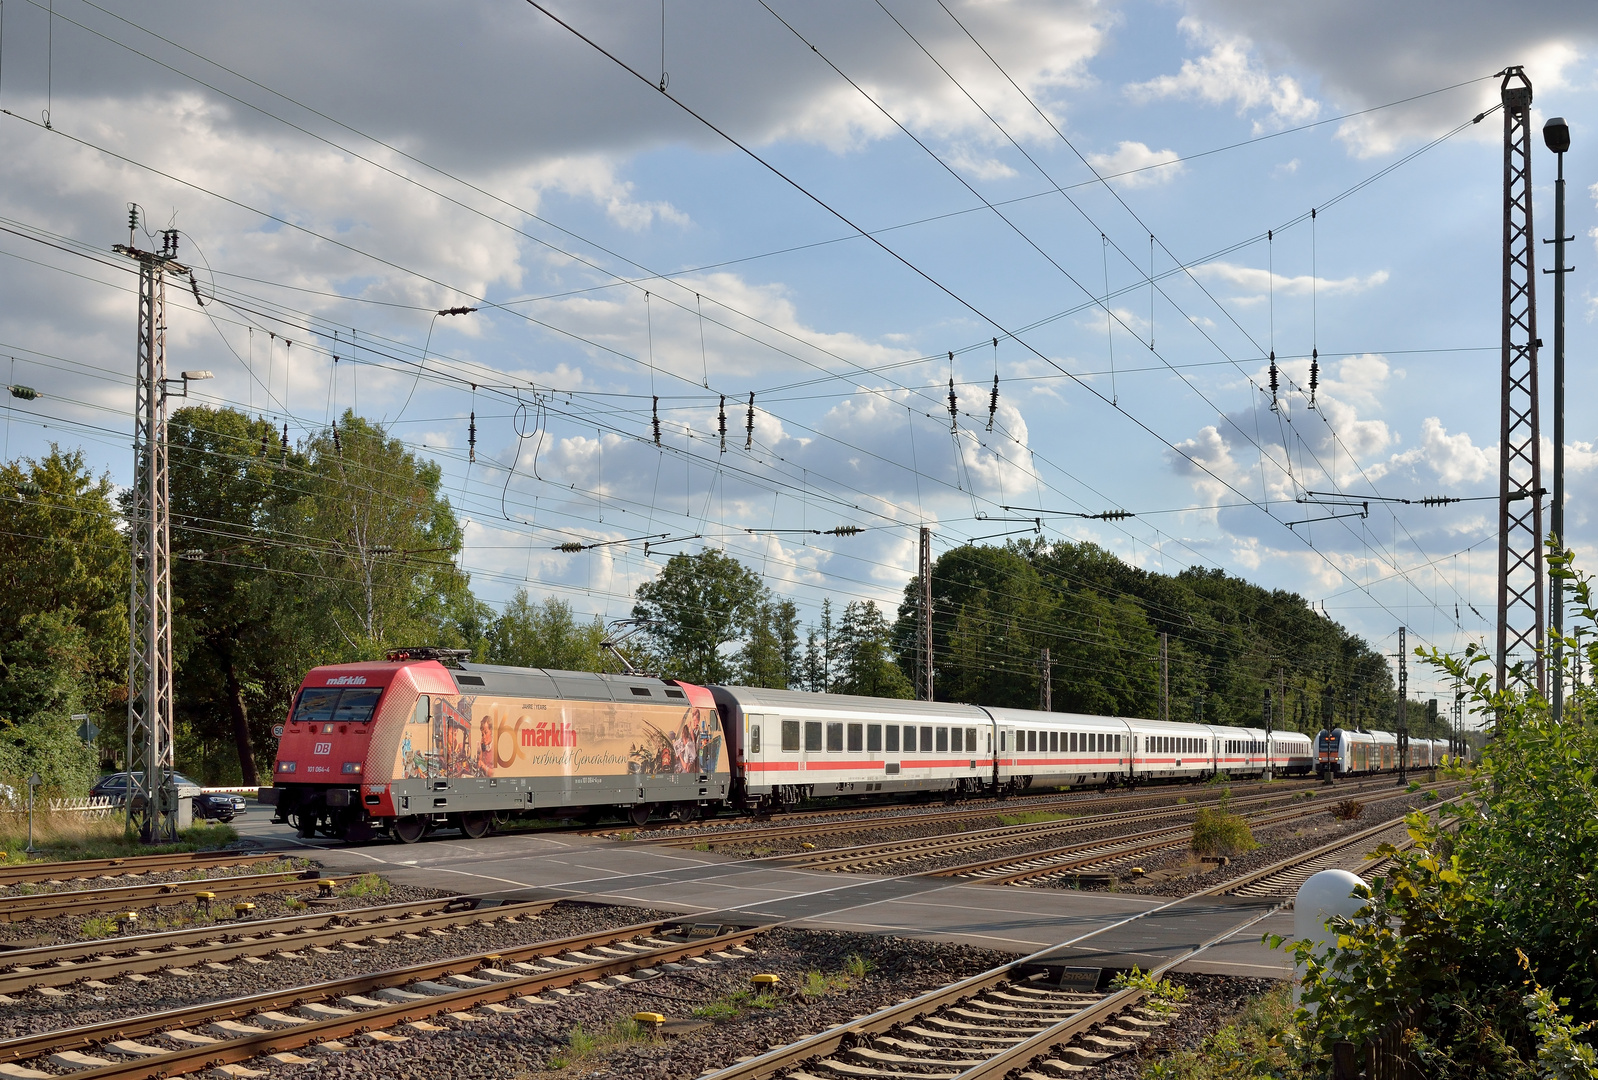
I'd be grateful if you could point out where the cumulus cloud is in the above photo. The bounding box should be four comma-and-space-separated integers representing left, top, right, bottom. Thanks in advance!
1085, 141, 1185, 187
1193, 261, 1389, 302
1126, 18, 1320, 133
1178, 0, 1592, 157
1381, 417, 1494, 487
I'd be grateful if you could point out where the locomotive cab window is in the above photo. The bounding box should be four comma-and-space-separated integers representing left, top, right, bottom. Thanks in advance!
412, 695, 431, 725
331, 688, 382, 724
804, 721, 823, 752
782, 720, 801, 752
293, 686, 382, 726
886, 725, 900, 753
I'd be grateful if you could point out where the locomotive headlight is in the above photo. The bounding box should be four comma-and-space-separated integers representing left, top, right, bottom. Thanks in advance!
278, 762, 296, 773
342, 762, 363, 774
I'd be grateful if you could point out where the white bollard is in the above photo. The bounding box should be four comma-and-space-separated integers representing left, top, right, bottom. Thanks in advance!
1292, 869, 1366, 1009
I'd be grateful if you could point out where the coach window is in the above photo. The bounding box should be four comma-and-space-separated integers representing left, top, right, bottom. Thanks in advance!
886, 725, 900, 753
826, 723, 845, 753
867, 724, 882, 753
805, 721, 823, 752
847, 723, 863, 753
1115, 735, 1121, 752
1046, 731, 1056, 752
783, 720, 801, 752
750, 724, 762, 754
950, 727, 963, 753
936, 727, 949, 752
920, 726, 933, 751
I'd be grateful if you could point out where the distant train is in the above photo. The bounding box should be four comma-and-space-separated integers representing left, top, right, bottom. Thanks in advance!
260, 649, 1413, 842
1315, 727, 1458, 778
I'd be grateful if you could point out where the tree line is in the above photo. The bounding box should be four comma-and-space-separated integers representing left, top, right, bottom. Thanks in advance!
0, 405, 1432, 792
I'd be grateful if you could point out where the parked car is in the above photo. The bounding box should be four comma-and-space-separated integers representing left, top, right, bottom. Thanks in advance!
89, 772, 238, 818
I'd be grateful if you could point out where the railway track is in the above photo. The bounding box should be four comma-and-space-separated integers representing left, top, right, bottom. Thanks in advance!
695, 798, 1459, 1080
0, 920, 761, 1079
695, 899, 1277, 1080
631, 775, 1341, 847
0, 853, 280, 889
0, 896, 554, 996
0, 871, 358, 923
753, 776, 1436, 877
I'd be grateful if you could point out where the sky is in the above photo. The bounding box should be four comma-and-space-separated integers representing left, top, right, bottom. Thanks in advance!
2, 0, 1597, 707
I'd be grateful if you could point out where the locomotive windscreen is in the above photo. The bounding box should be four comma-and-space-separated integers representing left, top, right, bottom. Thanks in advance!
291, 687, 384, 725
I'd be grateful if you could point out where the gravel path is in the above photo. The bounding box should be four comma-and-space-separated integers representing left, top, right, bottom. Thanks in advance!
0, 899, 671, 1039
264, 927, 1015, 1080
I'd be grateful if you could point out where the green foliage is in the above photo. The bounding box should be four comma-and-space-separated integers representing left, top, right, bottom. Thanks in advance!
338, 872, 390, 899
1110, 966, 1189, 1002
1275, 544, 1598, 1077
997, 809, 1074, 826
892, 537, 1397, 726
740, 598, 801, 689
1191, 789, 1257, 857
633, 550, 766, 683
832, 601, 913, 698
486, 591, 609, 671
1138, 984, 1296, 1080
0, 447, 126, 789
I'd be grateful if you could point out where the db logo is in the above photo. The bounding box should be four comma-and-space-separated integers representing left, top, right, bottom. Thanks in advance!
313, 742, 332, 755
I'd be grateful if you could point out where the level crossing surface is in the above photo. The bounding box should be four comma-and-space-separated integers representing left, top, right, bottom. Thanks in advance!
231, 803, 1295, 980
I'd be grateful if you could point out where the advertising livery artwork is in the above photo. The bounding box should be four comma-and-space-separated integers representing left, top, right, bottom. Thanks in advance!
396, 695, 723, 782
627, 709, 722, 778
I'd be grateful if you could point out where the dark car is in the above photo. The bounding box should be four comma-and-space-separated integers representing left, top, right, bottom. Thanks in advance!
194, 791, 246, 822
90, 772, 243, 820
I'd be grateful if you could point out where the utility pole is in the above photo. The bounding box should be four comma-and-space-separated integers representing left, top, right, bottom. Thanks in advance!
1038, 648, 1052, 712
919, 526, 933, 702
115, 211, 209, 844
1262, 688, 1273, 781
1544, 115, 1573, 723
1495, 66, 1546, 695
1159, 632, 1169, 722
1396, 626, 1408, 784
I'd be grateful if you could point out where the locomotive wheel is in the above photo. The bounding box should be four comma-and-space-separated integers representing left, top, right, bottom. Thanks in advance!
627, 803, 652, 828
459, 812, 494, 839
392, 816, 427, 844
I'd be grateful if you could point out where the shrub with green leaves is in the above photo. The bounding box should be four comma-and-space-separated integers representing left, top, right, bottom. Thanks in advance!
1273, 542, 1598, 1077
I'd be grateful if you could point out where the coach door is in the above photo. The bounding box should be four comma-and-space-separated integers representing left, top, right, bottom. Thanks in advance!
745, 713, 767, 776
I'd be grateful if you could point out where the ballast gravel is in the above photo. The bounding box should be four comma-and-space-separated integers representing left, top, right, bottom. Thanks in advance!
1076, 784, 1459, 896
1088, 973, 1280, 1080
0, 898, 673, 1040
260, 927, 1014, 1080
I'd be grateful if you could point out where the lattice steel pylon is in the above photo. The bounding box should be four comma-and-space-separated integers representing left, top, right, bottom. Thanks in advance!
115, 214, 188, 843
1496, 67, 1546, 695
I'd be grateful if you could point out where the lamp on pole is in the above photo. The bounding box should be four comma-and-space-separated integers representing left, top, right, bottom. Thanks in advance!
1543, 115, 1573, 723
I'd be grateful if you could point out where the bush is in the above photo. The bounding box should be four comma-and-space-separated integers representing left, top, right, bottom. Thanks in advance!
1331, 798, 1364, 821
1191, 790, 1256, 857
1275, 544, 1598, 1076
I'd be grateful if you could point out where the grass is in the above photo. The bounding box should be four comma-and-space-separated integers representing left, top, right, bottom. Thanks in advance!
997, 810, 1074, 826
544, 1018, 656, 1068
1190, 790, 1257, 858
0, 811, 239, 863
691, 955, 872, 1023
1139, 984, 1297, 1080
338, 873, 390, 900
